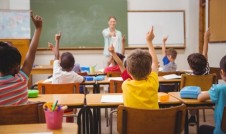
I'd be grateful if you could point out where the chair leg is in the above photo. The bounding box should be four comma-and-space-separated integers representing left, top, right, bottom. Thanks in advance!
105, 108, 109, 127
203, 109, 206, 122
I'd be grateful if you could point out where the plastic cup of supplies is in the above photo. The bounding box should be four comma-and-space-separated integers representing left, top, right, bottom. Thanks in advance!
44, 109, 63, 130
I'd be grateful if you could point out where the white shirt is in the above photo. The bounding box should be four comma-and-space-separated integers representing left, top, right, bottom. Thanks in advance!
52, 60, 84, 84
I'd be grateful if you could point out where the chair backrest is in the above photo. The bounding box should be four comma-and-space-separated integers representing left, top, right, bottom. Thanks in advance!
109, 80, 123, 93
107, 72, 121, 77
210, 67, 222, 81
38, 83, 80, 94
180, 74, 217, 91
0, 102, 45, 125
221, 105, 226, 132
117, 104, 186, 134
78, 72, 88, 76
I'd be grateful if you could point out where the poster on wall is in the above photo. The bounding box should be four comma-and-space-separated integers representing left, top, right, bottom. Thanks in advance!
0, 10, 30, 39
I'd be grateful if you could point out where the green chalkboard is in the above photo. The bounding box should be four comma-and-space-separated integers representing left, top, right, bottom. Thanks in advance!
30, 0, 127, 48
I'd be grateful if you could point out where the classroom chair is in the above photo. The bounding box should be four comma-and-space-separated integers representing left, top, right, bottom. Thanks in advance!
117, 104, 186, 134
0, 102, 45, 125
221, 105, 226, 133
38, 83, 80, 122
210, 67, 222, 82
106, 80, 123, 133
180, 74, 217, 126
107, 71, 121, 77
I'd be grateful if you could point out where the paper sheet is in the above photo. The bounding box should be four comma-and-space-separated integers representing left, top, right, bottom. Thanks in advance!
101, 95, 123, 103
108, 77, 123, 81
162, 74, 181, 79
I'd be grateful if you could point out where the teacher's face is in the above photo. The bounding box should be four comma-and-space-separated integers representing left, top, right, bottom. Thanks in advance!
108, 18, 116, 29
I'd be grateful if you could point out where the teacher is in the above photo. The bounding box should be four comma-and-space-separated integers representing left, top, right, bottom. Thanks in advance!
102, 16, 123, 67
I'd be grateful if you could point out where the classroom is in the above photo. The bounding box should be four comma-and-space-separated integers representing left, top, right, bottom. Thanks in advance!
0, 0, 226, 134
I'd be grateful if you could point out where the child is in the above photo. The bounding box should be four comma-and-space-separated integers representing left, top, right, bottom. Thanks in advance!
0, 12, 42, 105
197, 55, 226, 134
104, 52, 125, 74
187, 28, 211, 125
48, 32, 85, 84
108, 45, 132, 81
122, 26, 159, 109
159, 36, 178, 92
162, 36, 177, 72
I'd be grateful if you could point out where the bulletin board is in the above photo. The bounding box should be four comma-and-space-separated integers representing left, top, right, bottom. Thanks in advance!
209, 0, 226, 43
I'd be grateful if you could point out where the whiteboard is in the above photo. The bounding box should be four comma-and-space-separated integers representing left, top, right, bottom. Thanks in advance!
0, 10, 30, 39
128, 11, 185, 47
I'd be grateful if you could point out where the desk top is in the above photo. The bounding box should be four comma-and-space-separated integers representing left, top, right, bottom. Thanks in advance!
168, 92, 213, 105
86, 93, 181, 107
29, 94, 84, 107
0, 123, 77, 134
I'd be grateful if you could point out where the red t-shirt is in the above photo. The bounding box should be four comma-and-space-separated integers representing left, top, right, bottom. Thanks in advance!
104, 65, 121, 73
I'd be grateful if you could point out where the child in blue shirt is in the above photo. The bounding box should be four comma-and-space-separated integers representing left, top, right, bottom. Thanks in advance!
198, 55, 226, 134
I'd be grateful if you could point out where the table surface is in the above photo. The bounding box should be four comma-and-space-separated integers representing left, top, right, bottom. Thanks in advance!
29, 94, 84, 107
0, 123, 78, 134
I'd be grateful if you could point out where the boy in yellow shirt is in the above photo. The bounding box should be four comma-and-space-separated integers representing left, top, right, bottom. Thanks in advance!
122, 26, 159, 109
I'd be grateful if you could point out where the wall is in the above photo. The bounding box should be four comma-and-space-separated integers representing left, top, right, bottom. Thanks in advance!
1, 0, 225, 84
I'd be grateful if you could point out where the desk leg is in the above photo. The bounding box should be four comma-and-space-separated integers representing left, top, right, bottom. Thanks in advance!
93, 107, 101, 134
185, 110, 189, 134
93, 84, 100, 94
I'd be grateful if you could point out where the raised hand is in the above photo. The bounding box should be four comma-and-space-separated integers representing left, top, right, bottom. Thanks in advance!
30, 11, 42, 30
108, 44, 115, 53
146, 26, 155, 42
55, 32, 61, 41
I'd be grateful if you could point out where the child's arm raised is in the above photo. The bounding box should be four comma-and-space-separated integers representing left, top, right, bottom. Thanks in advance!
48, 32, 61, 60
121, 35, 126, 55
203, 28, 210, 59
21, 11, 42, 76
109, 45, 125, 72
146, 26, 158, 73
162, 36, 168, 56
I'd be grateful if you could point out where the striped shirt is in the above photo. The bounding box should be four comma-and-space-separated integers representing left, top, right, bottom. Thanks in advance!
0, 71, 28, 106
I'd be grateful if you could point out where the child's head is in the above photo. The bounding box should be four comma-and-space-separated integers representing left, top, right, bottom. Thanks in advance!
166, 48, 177, 61
113, 52, 125, 65
187, 53, 207, 75
0, 42, 21, 76
126, 49, 152, 80
220, 55, 226, 81
60, 52, 75, 71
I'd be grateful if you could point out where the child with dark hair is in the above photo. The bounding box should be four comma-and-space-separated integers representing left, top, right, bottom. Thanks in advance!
48, 32, 85, 123
48, 32, 85, 84
0, 11, 42, 105
122, 26, 159, 109
187, 28, 211, 125
104, 52, 125, 73
198, 55, 226, 134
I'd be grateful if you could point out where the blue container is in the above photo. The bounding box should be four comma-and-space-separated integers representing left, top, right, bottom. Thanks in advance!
80, 66, 90, 73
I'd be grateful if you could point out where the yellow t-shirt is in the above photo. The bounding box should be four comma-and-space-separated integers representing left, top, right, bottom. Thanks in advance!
122, 72, 159, 109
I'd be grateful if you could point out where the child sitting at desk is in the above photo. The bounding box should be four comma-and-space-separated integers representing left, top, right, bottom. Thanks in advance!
187, 28, 211, 125
48, 32, 85, 84
122, 26, 159, 109
0, 11, 42, 105
104, 52, 125, 74
159, 36, 178, 92
198, 55, 226, 134
48, 32, 85, 123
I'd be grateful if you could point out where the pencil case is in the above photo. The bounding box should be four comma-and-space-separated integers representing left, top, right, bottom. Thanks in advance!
84, 76, 94, 81
28, 90, 39, 98
93, 75, 105, 81
158, 94, 169, 102
180, 86, 201, 99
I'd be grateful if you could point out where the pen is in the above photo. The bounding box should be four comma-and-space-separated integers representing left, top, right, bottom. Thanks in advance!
52, 100, 58, 111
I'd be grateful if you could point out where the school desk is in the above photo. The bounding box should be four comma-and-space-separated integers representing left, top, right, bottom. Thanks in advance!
0, 123, 78, 134
29, 94, 84, 108
168, 92, 214, 134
